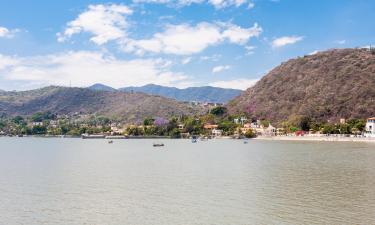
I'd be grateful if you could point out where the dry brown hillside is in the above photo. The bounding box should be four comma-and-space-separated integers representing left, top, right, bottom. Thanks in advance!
0, 86, 205, 122
227, 48, 375, 124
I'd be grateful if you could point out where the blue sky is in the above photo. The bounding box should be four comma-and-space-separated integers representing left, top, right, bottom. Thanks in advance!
0, 0, 374, 90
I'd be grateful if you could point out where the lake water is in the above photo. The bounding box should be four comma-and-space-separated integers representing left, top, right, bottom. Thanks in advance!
0, 138, 375, 224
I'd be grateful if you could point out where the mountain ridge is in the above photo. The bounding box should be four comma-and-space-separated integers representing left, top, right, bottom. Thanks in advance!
119, 84, 242, 103
0, 86, 205, 122
227, 48, 375, 124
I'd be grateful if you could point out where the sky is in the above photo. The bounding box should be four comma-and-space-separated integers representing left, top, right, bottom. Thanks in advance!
0, 0, 374, 91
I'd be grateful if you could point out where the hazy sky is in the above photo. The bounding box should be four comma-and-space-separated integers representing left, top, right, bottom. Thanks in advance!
0, 0, 374, 90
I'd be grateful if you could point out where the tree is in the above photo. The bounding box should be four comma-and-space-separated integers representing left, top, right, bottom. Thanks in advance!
12, 116, 25, 125
322, 123, 337, 134
143, 118, 154, 126
244, 129, 256, 138
32, 125, 47, 135
169, 128, 181, 138
218, 120, 237, 135
260, 120, 270, 128
298, 116, 311, 131
210, 106, 227, 116
31, 111, 56, 122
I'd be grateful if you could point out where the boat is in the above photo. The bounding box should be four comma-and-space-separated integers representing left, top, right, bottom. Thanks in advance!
105, 135, 128, 139
108, 140, 113, 144
153, 143, 164, 147
243, 138, 249, 144
191, 135, 198, 143
81, 134, 105, 139
200, 136, 208, 141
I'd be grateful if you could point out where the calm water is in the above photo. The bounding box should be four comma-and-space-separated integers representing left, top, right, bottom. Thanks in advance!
0, 138, 375, 225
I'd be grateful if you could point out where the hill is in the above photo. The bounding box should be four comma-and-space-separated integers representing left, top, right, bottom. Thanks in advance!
88, 83, 117, 92
119, 84, 242, 103
0, 86, 204, 122
228, 48, 375, 124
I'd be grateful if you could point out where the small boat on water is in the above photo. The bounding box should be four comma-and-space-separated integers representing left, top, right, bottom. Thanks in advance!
243, 138, 249, 144
82, 134, 105, 139
153, 143, 164, 147
191, 135, 198, 143
200, 136, 208, 141
108, 140, 113, 144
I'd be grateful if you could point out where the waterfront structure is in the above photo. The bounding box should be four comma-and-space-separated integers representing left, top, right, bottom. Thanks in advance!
364, 117, 375, 137
212, 128, 223, 136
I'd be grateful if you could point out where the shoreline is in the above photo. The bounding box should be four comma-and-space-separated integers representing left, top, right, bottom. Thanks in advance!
1, 135, 375, 143
255, 136, 375, 143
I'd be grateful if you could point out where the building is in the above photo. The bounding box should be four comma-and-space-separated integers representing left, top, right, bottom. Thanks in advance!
364, 117, 375, 138
240, 123, 252, 134
203, 124, 218, 130
234, 116, 247, 125
212, 129, 223, 136
178, 124, 185, 131
31, 122, 43, 127
263, 124, 277, 136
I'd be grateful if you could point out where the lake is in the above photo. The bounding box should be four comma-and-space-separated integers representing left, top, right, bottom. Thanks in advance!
0, 137, 375, 224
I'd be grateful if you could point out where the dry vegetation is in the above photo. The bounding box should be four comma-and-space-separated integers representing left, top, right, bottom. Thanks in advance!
228, 48, 375, 124
0, 86, 205, 122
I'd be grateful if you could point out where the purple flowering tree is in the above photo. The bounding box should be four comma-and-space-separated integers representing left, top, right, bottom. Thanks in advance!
153, 117, 169, 127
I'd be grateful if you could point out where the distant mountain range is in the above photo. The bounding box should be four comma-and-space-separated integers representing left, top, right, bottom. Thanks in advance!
0, 86, 205, 122
228, 48, 375, 123
88, 83, 242, 103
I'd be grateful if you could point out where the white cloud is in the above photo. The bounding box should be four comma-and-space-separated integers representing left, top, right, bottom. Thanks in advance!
0, 26, 19, 38
212, 65, 230, 73
181, 57, 192, 64
245, 45, 256, 55
222, 23, 262, 45
122, 22, 262, 55
247, 2, 255, 9
335, 40, 346, 45
0, 55, 20, 70
308, 50, 320, 55
0, 51, 189, 89
272, 36, 304, 48
200, 54, 221, 61
209, 78, 258, 90
133, 0, 253, 8
57, 4, 133, 45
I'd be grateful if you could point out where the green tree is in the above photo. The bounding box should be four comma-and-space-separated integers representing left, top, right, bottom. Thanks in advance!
12, 116, 26, 125
143, 118, 154, 126
32, 125, 47, 135
218, 120, 237, 135
210, 106, 227, 116
169, 128, 181, 138
244, 129, 256, 138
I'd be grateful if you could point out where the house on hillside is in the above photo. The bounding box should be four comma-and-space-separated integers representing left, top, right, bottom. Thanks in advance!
234, 116, 247, 125
31, 122, 43, 127
364, 117, 375, 138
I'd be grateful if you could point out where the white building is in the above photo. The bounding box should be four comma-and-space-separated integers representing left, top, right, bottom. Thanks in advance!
364, 117, 375, 138
212, 129, 223, 137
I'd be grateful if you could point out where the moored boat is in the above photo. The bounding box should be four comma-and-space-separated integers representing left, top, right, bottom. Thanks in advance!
153, 143, 164, 147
